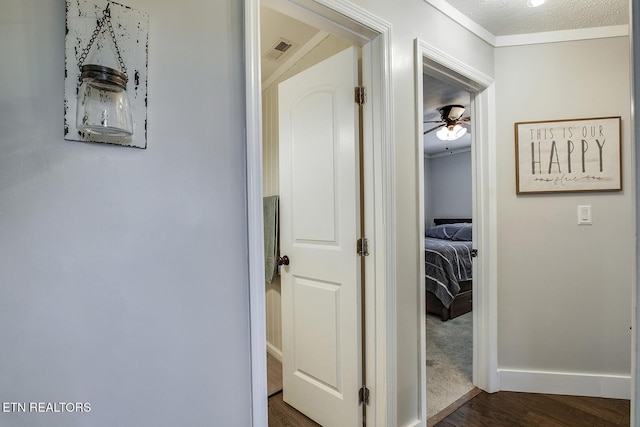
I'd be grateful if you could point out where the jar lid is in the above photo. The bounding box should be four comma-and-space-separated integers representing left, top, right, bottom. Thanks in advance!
80, 65, 128, 89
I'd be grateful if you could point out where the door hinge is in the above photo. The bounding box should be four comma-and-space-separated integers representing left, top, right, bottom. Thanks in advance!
355, 86, 366, 105
357, 237, 369, 257
359, 385, 370, 405
471, 248, 478, 258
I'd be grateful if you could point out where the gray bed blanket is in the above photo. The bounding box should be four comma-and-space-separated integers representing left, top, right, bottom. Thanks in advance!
424, 237, 472, 308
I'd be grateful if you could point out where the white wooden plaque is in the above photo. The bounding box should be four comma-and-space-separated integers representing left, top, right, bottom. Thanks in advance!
65, 0, 149, 148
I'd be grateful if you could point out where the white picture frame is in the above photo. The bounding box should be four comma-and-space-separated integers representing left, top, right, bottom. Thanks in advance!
515, 117, 622, 194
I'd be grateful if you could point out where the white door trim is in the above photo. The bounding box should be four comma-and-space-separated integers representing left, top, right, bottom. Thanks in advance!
414, 39, 498, 421
245, 0, 268, 424
244, 1, 395, 425
631, 2, 639, 425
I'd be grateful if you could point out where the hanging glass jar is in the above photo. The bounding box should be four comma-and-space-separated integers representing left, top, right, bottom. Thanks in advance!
76, 3, 133, 137
77, 64, 133, 136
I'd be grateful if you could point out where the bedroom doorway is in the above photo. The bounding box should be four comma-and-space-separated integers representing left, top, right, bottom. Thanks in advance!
414, 38, 498, 421
421, 74, 475, 419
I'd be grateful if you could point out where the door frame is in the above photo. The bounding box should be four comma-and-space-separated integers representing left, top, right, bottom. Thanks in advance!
414, 38, 498, 418
632, 2, 639, 424
244, 1, 395, 425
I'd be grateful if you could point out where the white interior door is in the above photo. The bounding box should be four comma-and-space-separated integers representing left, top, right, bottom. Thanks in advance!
278, 46, 362, 427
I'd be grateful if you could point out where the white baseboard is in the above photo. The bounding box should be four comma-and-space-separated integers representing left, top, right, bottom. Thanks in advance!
266, 342, 282, 362
498, 368, 631, 400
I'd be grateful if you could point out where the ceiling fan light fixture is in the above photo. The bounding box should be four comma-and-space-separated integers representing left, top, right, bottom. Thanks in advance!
453, 124, 467, 139
436, 124, 467, 141
439, 104, 465, 120
527, 0, 545, 7
436, 126, 448, 140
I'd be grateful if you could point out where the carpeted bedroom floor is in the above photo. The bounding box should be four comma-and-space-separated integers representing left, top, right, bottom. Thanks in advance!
426, 311, 474, 418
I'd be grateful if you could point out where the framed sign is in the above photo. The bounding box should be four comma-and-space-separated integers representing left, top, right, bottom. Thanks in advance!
515, 117, 622, 194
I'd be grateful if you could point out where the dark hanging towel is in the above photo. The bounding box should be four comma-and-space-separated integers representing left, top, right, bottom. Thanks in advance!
263, 195, 279, 283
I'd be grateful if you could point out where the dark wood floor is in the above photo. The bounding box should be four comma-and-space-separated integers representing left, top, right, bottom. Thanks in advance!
435, 391, 630, 426
269, 390, 629, 426
268, 392, 320, 427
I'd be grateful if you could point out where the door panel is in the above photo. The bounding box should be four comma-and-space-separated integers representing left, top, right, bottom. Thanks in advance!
278, 46, 361, 427
290, 91, 337, 243
293, 277, 339, 388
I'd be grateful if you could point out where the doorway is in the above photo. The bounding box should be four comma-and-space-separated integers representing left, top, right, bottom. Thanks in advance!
414, 38, 498, 421
421, 73, 475, 419
246, 1, 394, 426
264, 37, 364, 425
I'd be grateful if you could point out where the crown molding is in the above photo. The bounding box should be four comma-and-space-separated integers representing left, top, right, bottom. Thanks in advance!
422, 0, 495, 46
495, 25, 630, 47
422, 0, 629, 48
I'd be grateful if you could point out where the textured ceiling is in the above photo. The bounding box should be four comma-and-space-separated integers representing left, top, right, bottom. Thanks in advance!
422, 0, 629, 155
263, 1, 630, 156
444, 0, 628, 36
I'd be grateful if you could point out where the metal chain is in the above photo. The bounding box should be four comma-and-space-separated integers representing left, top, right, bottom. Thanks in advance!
77, 3, 128, 78
104, 5, 127, 75
76, 13, 105, 71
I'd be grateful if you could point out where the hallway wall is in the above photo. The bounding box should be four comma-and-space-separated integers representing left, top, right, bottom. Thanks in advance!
495, 36, 633, 397
0, 1, 252, 425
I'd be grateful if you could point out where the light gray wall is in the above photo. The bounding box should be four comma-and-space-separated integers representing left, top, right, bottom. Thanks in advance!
495, 37, 633, 377
0, 1, 252, 426
424, 151, 472, 227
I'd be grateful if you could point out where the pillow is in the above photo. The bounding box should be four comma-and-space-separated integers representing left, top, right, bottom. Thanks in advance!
425, 223, 465, 240
452, 223, 472, 241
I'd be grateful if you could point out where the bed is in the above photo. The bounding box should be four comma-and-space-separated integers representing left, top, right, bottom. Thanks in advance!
425, 218, 473, 321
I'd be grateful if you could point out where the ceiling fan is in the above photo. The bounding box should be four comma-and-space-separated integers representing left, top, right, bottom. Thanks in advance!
423, 104, 471, 140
